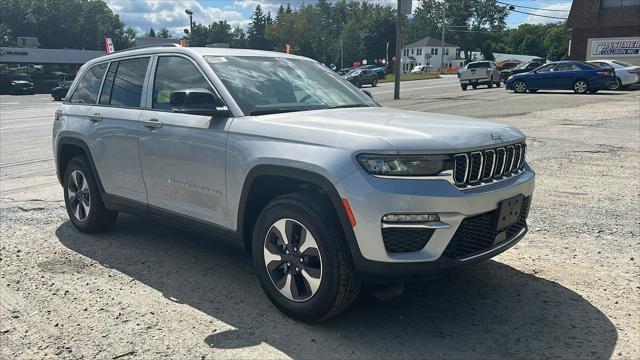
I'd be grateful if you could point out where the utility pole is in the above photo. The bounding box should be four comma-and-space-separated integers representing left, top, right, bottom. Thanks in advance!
440, 1, 445, 73
185, 9, 193, 45
340, 38, 344, 70
394, 0, 402, 100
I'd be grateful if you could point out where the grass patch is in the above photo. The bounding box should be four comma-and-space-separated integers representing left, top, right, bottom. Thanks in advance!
379, 73, 440, 83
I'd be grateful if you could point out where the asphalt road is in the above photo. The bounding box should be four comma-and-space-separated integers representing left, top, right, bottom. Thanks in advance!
1, 77, 639, 359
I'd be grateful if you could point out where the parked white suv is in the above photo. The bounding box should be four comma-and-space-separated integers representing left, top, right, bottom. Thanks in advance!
457, 61, 502, 90
53, 45, 535, 321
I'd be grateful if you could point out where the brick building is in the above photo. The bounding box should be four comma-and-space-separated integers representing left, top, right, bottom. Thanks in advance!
567, 0, 640, 65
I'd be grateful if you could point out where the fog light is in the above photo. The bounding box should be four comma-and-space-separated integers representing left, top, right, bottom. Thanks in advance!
382, 213, 440, 223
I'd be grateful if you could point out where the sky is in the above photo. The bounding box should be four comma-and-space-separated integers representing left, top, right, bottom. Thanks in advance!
104, 0, 573, 37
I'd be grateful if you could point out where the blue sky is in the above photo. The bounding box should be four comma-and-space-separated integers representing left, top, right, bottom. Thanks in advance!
105, 0, 573, 37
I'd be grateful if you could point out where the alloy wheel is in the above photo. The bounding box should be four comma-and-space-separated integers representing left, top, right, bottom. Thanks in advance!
514, 81, 526, 93
263, 218, 322, 302
574, 80, 587, 93
67, 170, 91, 221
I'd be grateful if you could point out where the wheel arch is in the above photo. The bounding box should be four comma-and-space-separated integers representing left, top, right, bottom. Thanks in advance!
56, 137, 104, 193
237, 165, 361, 260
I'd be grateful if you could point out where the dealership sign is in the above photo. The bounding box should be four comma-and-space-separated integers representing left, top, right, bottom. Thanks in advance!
591, 38, 640, 57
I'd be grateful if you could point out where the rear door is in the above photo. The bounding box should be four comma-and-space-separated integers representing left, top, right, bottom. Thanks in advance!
138, 54, 231, 226
554, 62, 581, 89
88, 56, 151, 203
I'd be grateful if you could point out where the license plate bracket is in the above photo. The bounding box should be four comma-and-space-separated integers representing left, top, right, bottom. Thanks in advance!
495, 194, 525, 232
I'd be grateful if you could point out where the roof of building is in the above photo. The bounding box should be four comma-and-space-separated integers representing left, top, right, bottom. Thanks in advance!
404, 36, 457, 49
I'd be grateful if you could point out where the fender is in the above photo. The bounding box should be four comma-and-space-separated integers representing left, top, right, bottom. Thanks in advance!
237, 165, 363, 261
55, 136, 105, 194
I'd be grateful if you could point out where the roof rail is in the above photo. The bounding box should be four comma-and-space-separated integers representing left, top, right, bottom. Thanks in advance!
111, 43, 182, 55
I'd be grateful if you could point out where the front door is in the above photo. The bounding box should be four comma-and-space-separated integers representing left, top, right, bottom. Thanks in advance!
527, 63, 559, 89
138, 55, 231, 227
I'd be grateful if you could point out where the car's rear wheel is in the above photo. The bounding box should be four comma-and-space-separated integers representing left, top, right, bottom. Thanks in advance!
573, 79, 588, 94
488, 81, 493, 88
354, 80, 361, 88
63, 156, 117, 233
513, 80, 527, 93
495, 81, 501, 88
252, 192, 361, 321
372, 78, 378, 87
471, 84, 478, 90
608, 77, 622, 90
461, 84, 468, 91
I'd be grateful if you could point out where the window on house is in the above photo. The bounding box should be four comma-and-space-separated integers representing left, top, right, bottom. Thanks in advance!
435, 48, 438, 55
446, 48, 449, 55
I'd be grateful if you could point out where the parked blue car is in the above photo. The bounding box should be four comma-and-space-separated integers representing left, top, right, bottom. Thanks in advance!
358, 64, 387, 79
505, 61, 615, 94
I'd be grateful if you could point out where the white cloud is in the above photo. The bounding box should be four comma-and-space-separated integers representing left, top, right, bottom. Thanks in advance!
106, 0, 248, 37
525, 2, 571, 25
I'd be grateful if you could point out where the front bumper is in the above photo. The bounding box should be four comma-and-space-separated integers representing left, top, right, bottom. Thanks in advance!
336, 164, 535, 274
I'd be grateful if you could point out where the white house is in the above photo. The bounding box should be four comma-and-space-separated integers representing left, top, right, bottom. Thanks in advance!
400, 36, 464, 73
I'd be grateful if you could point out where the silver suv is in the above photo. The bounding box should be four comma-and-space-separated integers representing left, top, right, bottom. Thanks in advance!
53, 46, 535, 321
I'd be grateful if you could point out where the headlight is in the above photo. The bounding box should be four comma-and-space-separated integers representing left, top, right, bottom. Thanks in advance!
357, 154, 447, 176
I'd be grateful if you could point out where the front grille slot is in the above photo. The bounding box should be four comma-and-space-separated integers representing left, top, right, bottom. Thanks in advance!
443, 196, 531, 260
453, 142, 526, 188
382, 228, 435, 253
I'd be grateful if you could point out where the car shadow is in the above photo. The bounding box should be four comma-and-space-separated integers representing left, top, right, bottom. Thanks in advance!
55, 214, 617, 359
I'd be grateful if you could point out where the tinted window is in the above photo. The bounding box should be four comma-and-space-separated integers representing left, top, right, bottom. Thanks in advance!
536, 64, 556, 72
153, 56, 214, 110
99, 62, 118, 105
68, 63, 107, 104
109, 57, 149, 108
468, 62, 490, 69
556, 63, 580, 71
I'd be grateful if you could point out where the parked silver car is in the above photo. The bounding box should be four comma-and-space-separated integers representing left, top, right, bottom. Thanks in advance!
588, 59, 640, 90
52, 45, 535, 321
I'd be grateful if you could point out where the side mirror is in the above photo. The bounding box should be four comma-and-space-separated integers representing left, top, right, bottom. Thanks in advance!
362, 90, 373, 99
170, 89, 229, 117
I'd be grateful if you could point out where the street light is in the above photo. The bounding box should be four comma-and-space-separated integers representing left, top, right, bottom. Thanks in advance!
185, 9, 193, 43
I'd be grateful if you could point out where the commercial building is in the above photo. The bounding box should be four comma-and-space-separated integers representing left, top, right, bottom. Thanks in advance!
567, 0, 640, 65
0, 47, 104, 93
400, 36, 464, 73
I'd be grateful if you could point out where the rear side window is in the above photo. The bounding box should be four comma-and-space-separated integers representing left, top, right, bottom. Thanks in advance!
109, 57, 149, 108
152, 56, 214, 110
467, 62, 490, 69
68, 63, 107, 104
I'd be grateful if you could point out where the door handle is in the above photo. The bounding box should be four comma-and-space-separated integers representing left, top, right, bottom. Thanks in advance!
143, 118, 163, 129
88, 113, 103, 122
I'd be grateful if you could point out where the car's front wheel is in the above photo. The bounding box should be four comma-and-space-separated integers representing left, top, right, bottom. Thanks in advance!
513, 80, 527, 93
252, 192, 361, 321
573, 79, 588, 94
63, 156, 117, 233
608, 77, 622, 90
354, 80, 361, 88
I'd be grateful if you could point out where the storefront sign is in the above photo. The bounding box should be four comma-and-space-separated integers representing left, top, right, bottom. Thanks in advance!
591, 38, 640, 57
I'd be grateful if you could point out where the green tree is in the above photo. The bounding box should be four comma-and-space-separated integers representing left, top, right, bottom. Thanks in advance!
481, 41, 495, 60
157, 27, 171, 38
145, 27, 156, 38
230, 26, 247, 48
247, 4, 272, 50
544, 24, 570, 60
188, 22, 209, 47
208, 20, 232, 44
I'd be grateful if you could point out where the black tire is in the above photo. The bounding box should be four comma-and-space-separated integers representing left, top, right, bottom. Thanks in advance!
608, 77, 622, 90
513, 80, 527, 93
496, 81, 501, 88
54, 96, 61, 101
63, 156, 117, 233
371, 78, 378, 87
252, 192, 361, 321
471, 84, 478, 90
573, 79, 588, 94
354, 80, 361, 88
461, 84, 468, 91
488, 81, 493, 88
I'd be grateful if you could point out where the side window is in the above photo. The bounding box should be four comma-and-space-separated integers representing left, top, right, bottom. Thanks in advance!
537, 64, 555, 73
152, 56, 215, 110
99, 61, 118, 105
109, 57, 149, 108
68, 63, 107, 104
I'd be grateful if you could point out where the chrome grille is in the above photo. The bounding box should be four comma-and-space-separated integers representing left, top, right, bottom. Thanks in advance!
453, 142, 527, 188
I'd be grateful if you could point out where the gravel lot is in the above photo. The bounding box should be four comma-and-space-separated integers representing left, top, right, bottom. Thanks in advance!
1, 79, 639, 359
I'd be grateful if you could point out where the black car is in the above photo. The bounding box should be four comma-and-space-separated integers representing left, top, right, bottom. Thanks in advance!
500, 60, 546, 83
51, 81, 72, 101
344, 68, 378, 88
9, 80, 35, 94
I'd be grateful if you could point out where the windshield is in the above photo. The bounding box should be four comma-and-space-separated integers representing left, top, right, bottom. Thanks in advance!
513, 62, 529, 70
612, 60, 634, 67
205, 56, 376, 115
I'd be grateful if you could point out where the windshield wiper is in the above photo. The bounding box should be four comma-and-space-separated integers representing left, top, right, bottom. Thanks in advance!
328, 104, 370, 109
249, 108, 305, 116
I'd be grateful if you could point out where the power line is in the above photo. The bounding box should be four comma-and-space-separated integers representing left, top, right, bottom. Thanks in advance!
497, 1, 570, 12
509, 9, 568, 20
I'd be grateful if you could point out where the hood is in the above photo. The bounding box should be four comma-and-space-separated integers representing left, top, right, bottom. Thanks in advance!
241, 107, 525, 153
